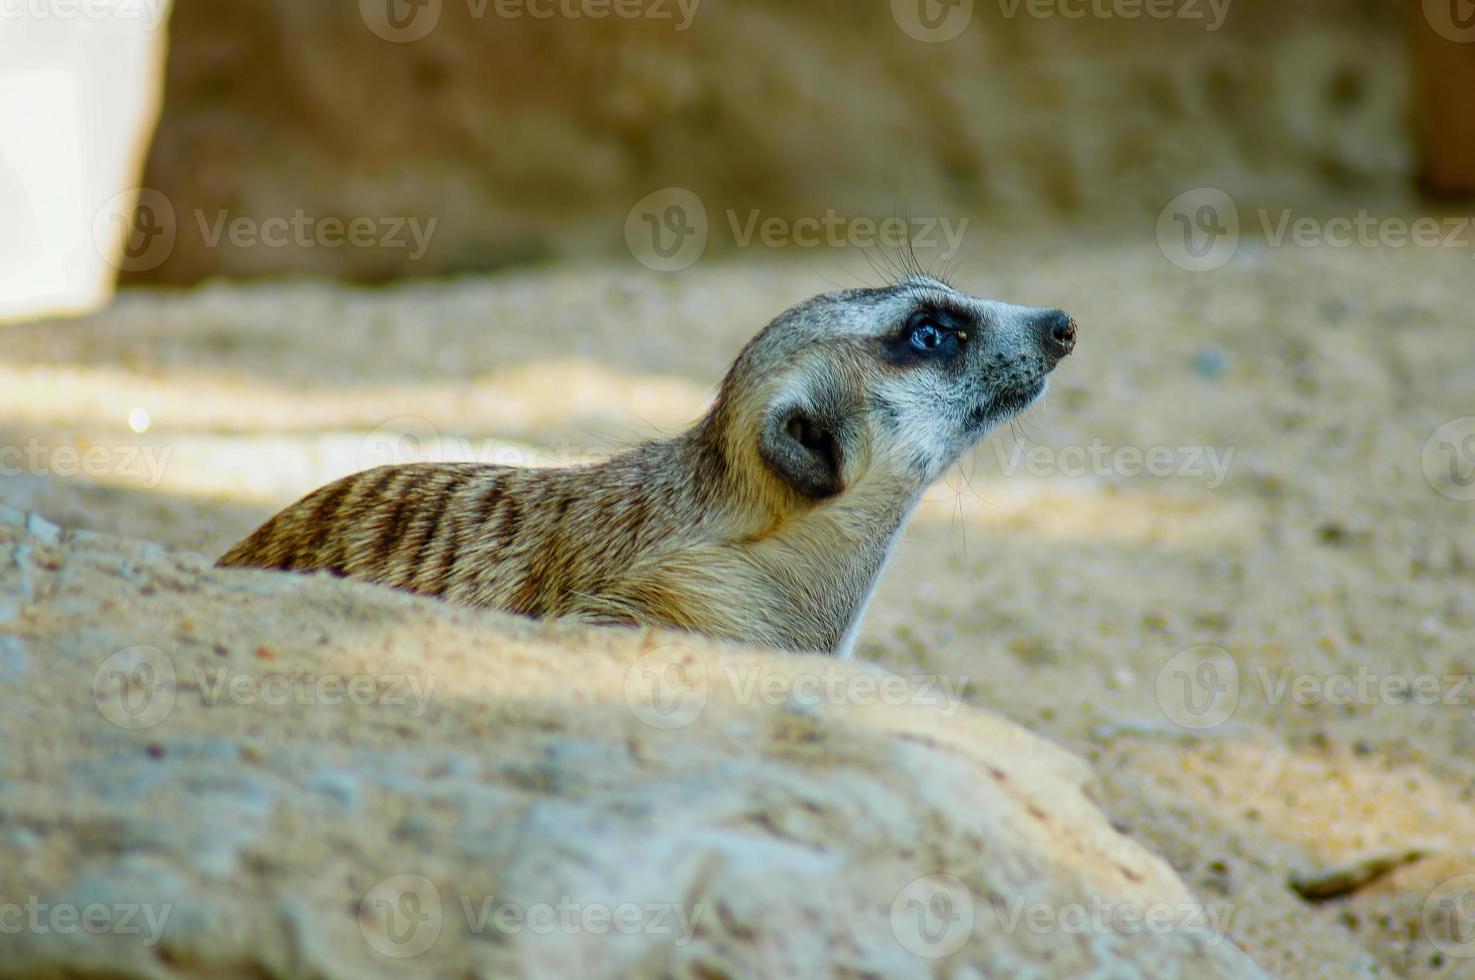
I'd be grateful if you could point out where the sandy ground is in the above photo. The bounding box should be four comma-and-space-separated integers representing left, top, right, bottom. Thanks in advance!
4, 222, 1475, 978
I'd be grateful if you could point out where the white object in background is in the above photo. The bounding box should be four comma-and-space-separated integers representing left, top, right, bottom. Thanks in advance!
0, 2, 172, 323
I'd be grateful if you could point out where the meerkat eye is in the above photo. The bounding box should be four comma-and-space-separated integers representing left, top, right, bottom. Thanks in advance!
908, 320, 948, 352
887, 309, 970, 366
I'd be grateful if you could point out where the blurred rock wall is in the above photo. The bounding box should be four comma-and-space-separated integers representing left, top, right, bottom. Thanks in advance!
130, 0, 1408, 282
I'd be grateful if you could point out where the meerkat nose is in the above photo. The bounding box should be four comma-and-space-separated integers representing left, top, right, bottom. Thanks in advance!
1037, 309, 1077, 359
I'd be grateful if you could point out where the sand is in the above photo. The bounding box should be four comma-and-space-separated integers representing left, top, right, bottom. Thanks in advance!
3, 220, 1473, 977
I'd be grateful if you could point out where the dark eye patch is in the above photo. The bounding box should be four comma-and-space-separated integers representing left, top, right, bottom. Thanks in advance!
883, 303, 978, 367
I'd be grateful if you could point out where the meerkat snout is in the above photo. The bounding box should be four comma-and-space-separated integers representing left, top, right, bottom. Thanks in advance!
220, 275, 1077, 658
1038, 309, 1078, 358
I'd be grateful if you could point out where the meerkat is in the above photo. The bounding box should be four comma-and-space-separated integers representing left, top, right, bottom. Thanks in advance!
218, 276, 1076, 658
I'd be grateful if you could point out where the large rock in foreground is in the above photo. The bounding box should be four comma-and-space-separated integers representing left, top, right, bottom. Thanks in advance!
0, 509, 1263, 978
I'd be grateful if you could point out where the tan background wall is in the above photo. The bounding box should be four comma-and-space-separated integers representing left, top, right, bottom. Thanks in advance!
129, 0, 1410, 282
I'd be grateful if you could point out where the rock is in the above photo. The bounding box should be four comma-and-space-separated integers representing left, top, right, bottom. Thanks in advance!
23, 512, 61, 546
0, 634, 27, 680
1288, 851, 1426, 904
0, 521, 1265, 977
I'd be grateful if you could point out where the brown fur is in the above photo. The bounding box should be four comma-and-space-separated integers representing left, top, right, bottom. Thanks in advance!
219, 277, 1075, 656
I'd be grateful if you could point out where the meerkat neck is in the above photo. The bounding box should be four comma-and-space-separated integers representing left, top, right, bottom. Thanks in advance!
675, 405, 774, 522
653, 406, 916, 657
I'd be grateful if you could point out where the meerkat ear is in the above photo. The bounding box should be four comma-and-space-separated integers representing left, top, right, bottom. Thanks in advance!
760, 405, 844, 499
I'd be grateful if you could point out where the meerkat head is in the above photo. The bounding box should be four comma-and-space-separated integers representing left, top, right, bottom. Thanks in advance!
712, 275, 1077, 506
